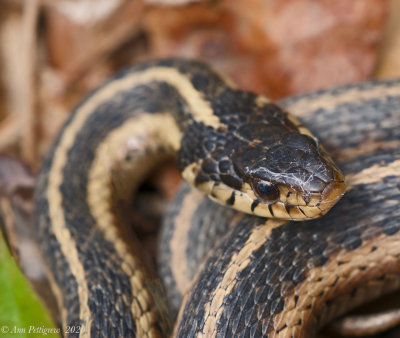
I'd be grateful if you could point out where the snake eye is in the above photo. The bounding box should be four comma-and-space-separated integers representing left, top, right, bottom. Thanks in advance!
252, 180, 279, 202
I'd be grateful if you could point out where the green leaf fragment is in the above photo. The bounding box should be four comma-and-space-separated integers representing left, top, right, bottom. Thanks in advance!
0, 231, 59, 337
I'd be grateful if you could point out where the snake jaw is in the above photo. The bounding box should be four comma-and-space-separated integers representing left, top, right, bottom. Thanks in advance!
181, 155, 346, 221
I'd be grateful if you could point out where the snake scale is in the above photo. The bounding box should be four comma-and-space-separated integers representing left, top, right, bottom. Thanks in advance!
32, 59, 400, 337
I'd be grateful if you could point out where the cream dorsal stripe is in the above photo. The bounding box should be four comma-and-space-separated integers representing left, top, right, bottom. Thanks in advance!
284, 80, 400, 117
46, 66, 210, 336
87, 113, 180, 335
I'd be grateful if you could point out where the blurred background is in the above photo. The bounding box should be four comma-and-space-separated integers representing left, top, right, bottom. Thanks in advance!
0, 1, 400, 336
0, 0, 399, 170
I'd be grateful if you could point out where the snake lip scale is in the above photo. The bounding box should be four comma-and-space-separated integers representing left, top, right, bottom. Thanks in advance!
32, 59, 375, 337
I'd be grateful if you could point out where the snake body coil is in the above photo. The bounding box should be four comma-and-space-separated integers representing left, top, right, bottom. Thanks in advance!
33, 59, 400, 337
161, 80, 400, 337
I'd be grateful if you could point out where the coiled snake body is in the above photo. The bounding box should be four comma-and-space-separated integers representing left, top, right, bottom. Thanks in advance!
34, 59, 400, 337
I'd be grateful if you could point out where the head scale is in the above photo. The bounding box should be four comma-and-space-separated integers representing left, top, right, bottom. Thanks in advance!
182, 103, 346, 220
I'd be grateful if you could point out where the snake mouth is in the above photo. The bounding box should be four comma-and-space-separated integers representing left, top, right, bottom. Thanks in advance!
204, 174, 346, 221
288, 180, 345, 221
288, 169, 346, 220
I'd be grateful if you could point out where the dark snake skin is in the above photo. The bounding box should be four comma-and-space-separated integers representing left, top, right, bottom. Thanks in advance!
34, 59, 343, 336
160, 80, 400, 337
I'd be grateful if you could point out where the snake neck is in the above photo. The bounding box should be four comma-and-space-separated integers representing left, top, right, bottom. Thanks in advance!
34, 59, 244, 336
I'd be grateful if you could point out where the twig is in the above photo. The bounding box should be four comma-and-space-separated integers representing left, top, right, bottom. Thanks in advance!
21, 0, 39, 169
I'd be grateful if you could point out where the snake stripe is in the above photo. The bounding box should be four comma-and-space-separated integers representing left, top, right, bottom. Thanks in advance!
346, 159, 400, 187
159, 185, 243, 316
285, 79, 400, 117
199, 219, 286, 337
86, 113, 182, 337
38, 59, 307, 336
167, 189, 204, 306
163, 80, 400, 336
175, 152, 400, 337
35, 59, 386, 337
36, 62, 228, 336
36, 167, 85, 335
160, 84, 400, 319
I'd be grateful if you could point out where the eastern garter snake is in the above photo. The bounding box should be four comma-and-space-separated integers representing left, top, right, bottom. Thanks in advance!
33, 59, 400, 337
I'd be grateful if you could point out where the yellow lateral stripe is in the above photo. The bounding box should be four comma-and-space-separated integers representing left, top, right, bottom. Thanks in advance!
272, 231, 400, 337
170, 189, 205, 296
87, 113, 180, 337
285, 83, 400, 117
47, 153, 91, 337
198, 219, 286, 337
46, 65, 209, 336
346, 159, 400, 189
336, 140, 400, 162
138, 67, 220, 128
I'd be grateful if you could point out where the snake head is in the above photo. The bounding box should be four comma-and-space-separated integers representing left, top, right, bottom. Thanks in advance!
234, 130, 346, 220
182, 105, 346, 220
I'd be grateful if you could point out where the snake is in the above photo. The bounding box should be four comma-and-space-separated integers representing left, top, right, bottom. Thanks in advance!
161, 77, 400, 337
32, 59, 400, 337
